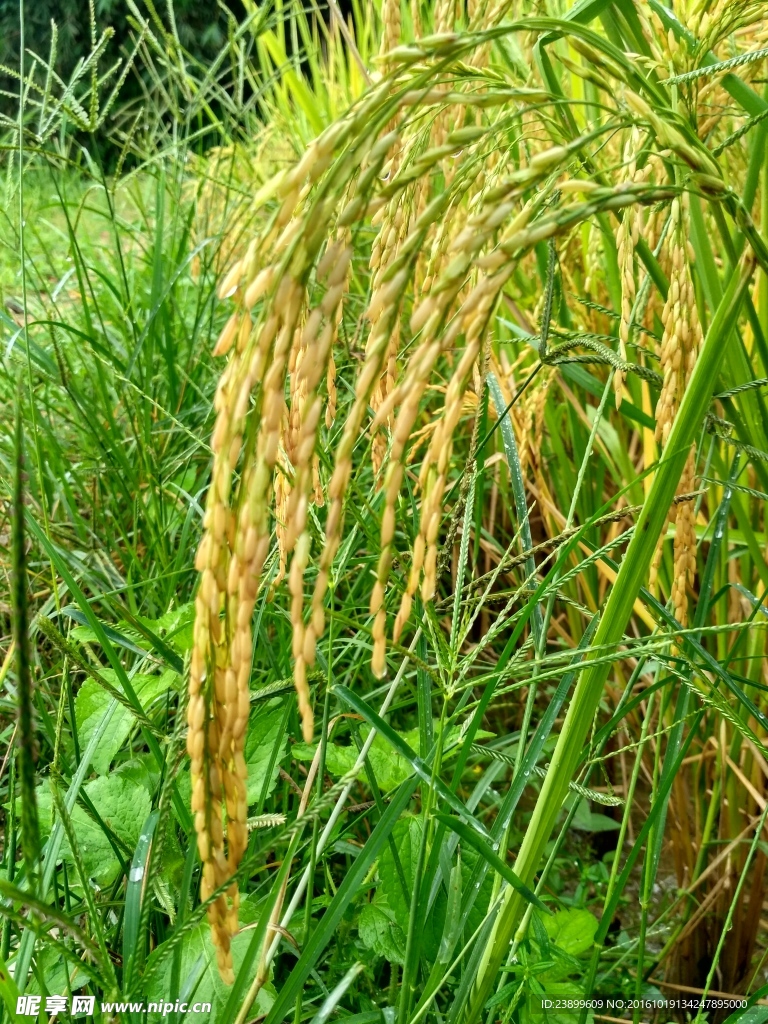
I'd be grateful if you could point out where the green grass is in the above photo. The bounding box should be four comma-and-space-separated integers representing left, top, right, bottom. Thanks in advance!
2, 2, 768, 1024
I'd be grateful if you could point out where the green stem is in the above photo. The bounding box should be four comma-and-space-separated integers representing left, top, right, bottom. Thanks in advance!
399, 697, 449, 1024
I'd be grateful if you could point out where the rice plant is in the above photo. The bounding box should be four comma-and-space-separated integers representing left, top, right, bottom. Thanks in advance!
2, 1, 768, 1023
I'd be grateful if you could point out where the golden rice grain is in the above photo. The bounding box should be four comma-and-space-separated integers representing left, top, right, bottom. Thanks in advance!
652, 195, 702, 627
188, 26, 713, 981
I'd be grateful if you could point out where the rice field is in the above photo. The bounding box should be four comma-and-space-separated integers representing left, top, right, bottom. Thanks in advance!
2, 2, 768, 1022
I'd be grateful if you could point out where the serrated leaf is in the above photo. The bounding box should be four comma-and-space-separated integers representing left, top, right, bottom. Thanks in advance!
378, 816, 422, 933
146, 602, 196, 653
75, 670, 178, 775
293, 726, 416, 793
358, 903, 407, 964
376, 815, 447, 961
542, 909, 598, 957
24, 775, 151, 888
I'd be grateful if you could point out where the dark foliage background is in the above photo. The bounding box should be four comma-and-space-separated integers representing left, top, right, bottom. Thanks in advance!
0, 0, 247, 118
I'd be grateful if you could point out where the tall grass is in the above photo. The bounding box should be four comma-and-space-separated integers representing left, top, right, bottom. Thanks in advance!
2, 2, 768, 1023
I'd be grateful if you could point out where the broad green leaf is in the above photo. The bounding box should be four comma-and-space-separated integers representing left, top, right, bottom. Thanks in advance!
20, 946, 87, 1000
244, 698, 289, 804
377, 815, 447, 962
293, 725, 417, 793
378, 816, 424, 932
144, 602, 196, 653
724, 1008, 768, 1024
569, 799, 621, 833
75, 670, 178, 775
542, 909, 598, 958
535, 981, 595, 1024
26, 775, 151, 888
358, 902, 407, 965
146, 896, 277, 1015
83, 774, 152, 882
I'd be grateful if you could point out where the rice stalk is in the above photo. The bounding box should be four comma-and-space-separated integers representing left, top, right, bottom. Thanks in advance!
184, 7, 768, 982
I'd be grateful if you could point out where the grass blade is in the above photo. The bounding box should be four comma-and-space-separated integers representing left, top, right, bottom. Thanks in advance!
333, 684, 492, 840
433, 814, 549, 914
123, 810, 159, 992
12, 394, 41, 893
310, 963, 366, 1024
261, 778, 419, 1024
